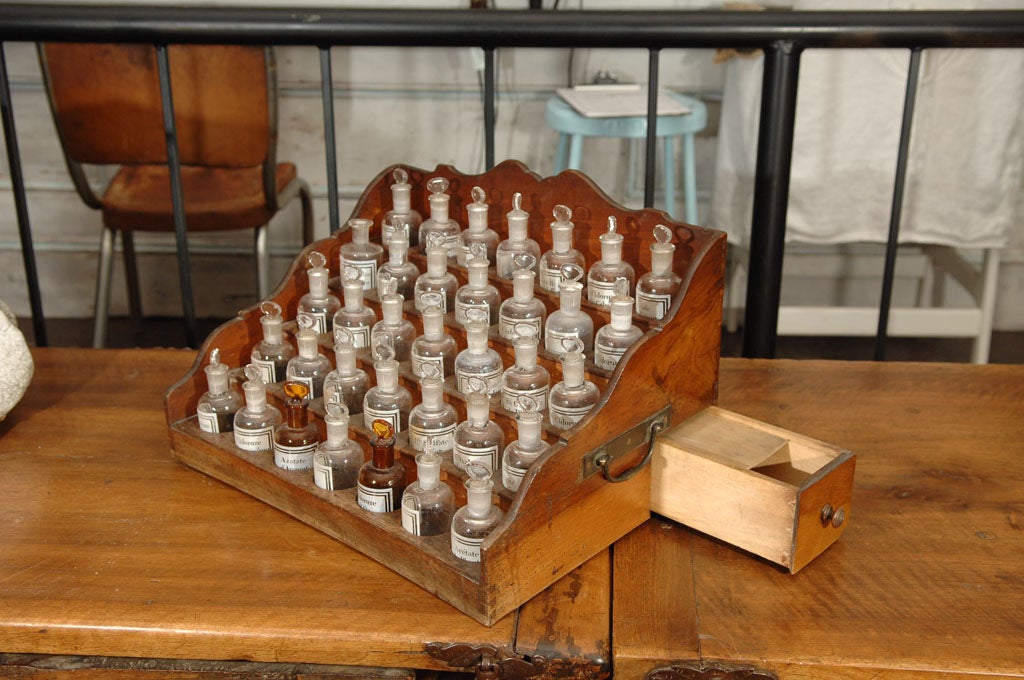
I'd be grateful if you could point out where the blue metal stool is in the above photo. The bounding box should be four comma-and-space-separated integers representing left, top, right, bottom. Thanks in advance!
546, 91, 707, 224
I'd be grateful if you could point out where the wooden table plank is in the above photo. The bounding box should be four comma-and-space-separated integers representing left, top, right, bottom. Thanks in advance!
692, 359, 1024, 678
0, 349, 514, 672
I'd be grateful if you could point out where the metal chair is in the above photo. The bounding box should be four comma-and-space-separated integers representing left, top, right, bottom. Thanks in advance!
38, 43, 314, 347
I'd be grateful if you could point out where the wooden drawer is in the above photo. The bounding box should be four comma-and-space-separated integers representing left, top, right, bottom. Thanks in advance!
651, 406, 855, 572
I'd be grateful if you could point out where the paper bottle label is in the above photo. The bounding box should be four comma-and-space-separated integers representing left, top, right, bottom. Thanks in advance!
501, 385, 548, 413
549, 402, 593, 430
357, 484, 396, 513
453, 443, 499, 473
234, 425, 274, 452
273, 441, 316, 470
451, 531, 483, 562
342, 258, 378, 291
637, 291, 672, 320
586, 278, 615, 307
364, 406, 401, 434
409, 423, 455, 453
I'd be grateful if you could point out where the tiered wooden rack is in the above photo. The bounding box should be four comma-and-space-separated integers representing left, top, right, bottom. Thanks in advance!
164, 160, 727, 625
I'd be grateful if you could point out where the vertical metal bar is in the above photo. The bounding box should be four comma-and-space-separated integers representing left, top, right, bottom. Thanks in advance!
742, 40, 801, 359
483, 47, 496, 170
319, 47, 339, 233
0, 43, 47, 346
644, 48, 661, 209
875, 47, 922, 361
155, 44, 198, 348
320, 46, 340, 234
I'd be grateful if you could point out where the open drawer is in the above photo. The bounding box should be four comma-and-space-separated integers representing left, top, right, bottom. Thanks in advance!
652, 406, 855, 572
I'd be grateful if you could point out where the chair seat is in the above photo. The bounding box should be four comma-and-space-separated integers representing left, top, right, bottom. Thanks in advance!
101, 162, 298, 232
545, 91, 708, 138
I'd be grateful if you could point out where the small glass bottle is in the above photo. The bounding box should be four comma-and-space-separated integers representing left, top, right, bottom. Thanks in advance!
363, 340, 412, 434
587, 216, 635, 308
298, 252, 341, 335
324, 328, 369, 415
496, 192, 541, 280
273, 381, 320, 471
636, 224, 683, 320
417, 176, 461, 258
332, 265, 377, 349
409, 364, 458, 453
286, 314, 331, 399
498, 253, 546, 341
196, 348, 243, 434
250, 301, 295, 384
313, 397, 365, 491
457, 186, 499, 267
401, 438, 455, 537
549, 338, 600, 430
382, 167, 423, 248
451, 463, 505, 563
538, 204, 585, 293
544, 264, 594, 357
453, 377, 505, 473
414, 233, 458, 313
370, 276, 416, 363
357, 419, 406, 514
594, 278, 644, 371
501, 324, 550, 413
379, 230, 419, 302
233, 365, 283, 452
339, 217, 384, 292
455, 311, 503, 396
500, 397, 551, 493
454, 243, 501, 327
410, 293, 457, 379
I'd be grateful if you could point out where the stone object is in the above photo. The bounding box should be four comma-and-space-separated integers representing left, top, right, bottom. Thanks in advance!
0, 300, 33, 421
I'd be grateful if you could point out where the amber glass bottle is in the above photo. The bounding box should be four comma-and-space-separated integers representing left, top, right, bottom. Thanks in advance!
357, 420, 407, 513
273, 382, 319, 471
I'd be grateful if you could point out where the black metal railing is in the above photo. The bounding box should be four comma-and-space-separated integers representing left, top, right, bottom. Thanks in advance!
2, 5, 1022, 353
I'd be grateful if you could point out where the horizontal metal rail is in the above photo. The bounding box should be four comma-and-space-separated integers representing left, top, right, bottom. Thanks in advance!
2, 5, 1022, 355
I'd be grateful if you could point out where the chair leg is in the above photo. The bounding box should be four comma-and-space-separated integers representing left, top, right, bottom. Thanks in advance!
554, 133, 569, 174
971, 248, 1000, 365
682, 132, 698, 225
663, 136, 676, 218
92, 228, 116, 348
299, 180, 314, 246
121, 230, 144, 334
567, 134, 584, 171
255, 224, 270, 300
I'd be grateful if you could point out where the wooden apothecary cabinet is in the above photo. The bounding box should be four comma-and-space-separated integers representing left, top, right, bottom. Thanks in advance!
165, 161, 850, 626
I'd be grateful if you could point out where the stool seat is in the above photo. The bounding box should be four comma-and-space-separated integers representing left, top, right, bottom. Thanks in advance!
546, 90, 707, 224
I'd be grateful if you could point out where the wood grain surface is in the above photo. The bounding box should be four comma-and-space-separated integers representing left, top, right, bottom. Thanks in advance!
0, 349, 513, 672
617, 359, 1024, 679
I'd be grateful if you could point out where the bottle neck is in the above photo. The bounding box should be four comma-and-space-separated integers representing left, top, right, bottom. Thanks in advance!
285, 399, 308, 428
421, 378, 443, 408
507, 212, 528, 242
467, 325, 488, 354
561, 356, 585, 388
465, 483, 493, 519
559, 284, 582, 314
427, 249, 447, 278
352, 225, 369, 245
650, 244, 674, 276
392, 184, 411, 213
325, 415, 349, 445
205, 363, 229, 396
466, 395, 490, 427
261, 316, 284, 345
467, 203, 488, 233
512, 271, 534, 301
610, 299, 634, 331
468, 262, 488, 289
551, 225, 572, 253
335, 343, 357, 374
429, 194, 450, 223
514, 340, 538, 369
343, 281, 364, 311
308, 267, 330, 299
374, 360, 399, 393
600, 236, 623, 265
389, 241, 408, 265
382, 296, 403, 324
243, 381, 267, 412
422, 311, 444, 340
297, 330, 319, 359
517, 413, 544, 451
371, 436, 396, 468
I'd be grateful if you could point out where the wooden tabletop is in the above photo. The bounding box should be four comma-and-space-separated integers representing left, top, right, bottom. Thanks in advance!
2, 350, 1022, 679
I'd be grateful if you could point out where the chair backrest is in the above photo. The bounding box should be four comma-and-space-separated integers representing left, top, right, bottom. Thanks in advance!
40, 43, 274, 169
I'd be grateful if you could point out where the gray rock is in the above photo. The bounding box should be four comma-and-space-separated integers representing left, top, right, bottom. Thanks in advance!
0, 300, 34, 421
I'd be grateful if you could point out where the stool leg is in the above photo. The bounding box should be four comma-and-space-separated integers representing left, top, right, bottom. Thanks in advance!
568, 134, 584, 171
682, 132, 698, 225
91, 228, 115, 349
554, 133, 569, 174
971, 248, 999, 364
663, 136, 676, 218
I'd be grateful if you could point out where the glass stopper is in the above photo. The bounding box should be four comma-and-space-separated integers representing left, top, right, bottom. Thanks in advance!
393, 167, 409, 185
427, 177, 449, 195
513, 394, 538, 415
334, 326, 354, 346
465, 376, 488, 396
613, 277, 630, 298
513, 323, 538, 341
372, 334, 395, 362
344, 265, 362, 283
371, 418, 395, 440
297, 313, 316, 331
378, 271, 398, 297
512, 192, 523, 211
466, 308, 489, 325
560, 336, 584, 357
260, 300, 282, 319
426, 231, 447, 251
471, 186, 486, 204
470, 242, 488, 261
307, 251, 327, 269
560, 263, 584, 284
209, 347, 221, 366
420, 362, 441, 381
552, 204, 572, 222
325, 393, 349, 419
513, 253, 536, 271
606, 216, 617, 236
420, 291, 444, 310
654, 224, 673, 244
243, 364, 263, 384
283, 381, 310, 401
